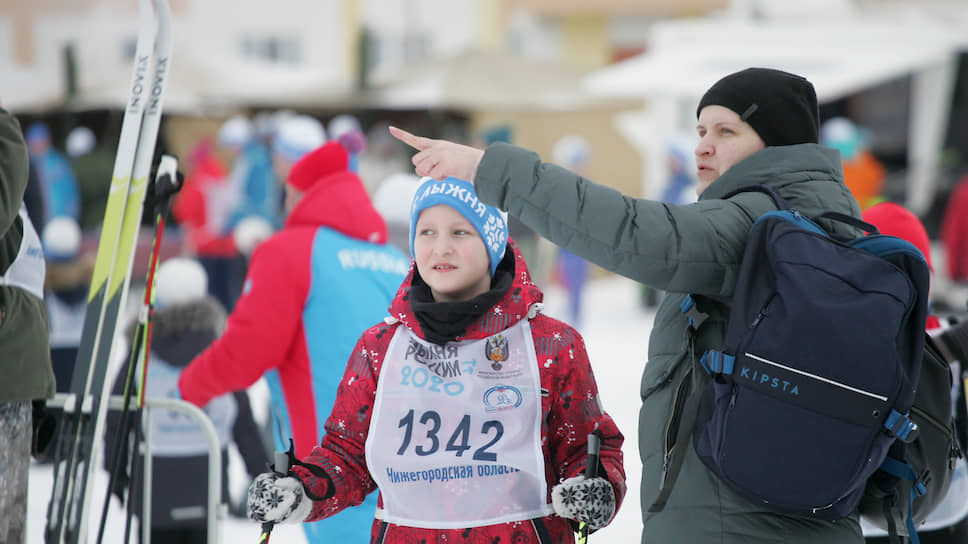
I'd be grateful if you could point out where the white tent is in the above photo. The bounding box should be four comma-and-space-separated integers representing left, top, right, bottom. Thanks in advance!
3, 63, 66, 113
582, 1, 964, 213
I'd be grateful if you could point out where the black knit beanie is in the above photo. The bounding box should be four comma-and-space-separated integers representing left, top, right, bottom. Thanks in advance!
696, 67, 819, 147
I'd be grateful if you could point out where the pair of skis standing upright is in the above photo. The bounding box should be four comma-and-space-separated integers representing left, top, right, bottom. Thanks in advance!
44, 0, 179, 542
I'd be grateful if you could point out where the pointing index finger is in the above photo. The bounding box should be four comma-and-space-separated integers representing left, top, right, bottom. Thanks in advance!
389, 126, 434, 151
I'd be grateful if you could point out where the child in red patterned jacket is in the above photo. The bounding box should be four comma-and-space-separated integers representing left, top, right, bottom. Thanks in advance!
247, 176, 626, 543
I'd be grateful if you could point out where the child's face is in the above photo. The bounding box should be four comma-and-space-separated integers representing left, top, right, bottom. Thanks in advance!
413, 204, 492, 303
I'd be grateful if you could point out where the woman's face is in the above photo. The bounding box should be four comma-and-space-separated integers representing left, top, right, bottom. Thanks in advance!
413, 204, 492, 303
694, 105, 766, 196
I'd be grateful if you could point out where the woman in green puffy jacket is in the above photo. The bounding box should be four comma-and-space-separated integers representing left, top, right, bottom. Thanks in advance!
0, 105, 56, 543
389, 67, 868, 544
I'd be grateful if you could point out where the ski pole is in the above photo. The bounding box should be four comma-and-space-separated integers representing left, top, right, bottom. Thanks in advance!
96, 154, 181, 544
124, 154, 182, 544
577, 432, 601, 544
259, 440, 296, 544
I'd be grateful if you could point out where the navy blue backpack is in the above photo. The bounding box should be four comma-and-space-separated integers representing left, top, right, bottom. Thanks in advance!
650, 186, 936, 536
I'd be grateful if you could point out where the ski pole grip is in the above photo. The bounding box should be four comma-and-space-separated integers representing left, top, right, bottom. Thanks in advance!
578, 433, 602, 543
585, 433, 601, 478
156, 155, 177, 186
153, 154, 182, 201
260, 443, 296, 543
274, 451, 289, 475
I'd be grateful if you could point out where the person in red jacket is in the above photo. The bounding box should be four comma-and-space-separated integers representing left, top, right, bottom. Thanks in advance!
942, 173, 968, 285
177, 140, 409, 544
246, 176, 626, 543
172, 138, 241, 310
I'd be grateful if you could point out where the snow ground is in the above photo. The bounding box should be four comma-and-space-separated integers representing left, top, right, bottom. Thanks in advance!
26, 275, 653, 543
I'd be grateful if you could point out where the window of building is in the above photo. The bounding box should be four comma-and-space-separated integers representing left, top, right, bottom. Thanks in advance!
241, 35, 303, 64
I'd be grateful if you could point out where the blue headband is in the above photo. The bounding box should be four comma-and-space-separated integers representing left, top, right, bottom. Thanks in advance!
409, 177, 508, 276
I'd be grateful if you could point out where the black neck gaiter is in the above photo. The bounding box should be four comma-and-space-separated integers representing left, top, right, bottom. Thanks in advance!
410, 252, 514, 346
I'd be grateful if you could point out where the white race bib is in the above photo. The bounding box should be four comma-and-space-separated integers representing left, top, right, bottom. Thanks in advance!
1, 205, 45, 300
365, 320, 552, 529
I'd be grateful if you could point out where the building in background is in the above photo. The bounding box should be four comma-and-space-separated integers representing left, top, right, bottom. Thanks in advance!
4, 0, 967, 226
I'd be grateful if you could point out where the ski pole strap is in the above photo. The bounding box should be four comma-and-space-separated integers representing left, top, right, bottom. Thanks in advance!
259, 439, 298, 544
883, 410, 919, 443
291, 459, 335, 501
681, 295, 708, 331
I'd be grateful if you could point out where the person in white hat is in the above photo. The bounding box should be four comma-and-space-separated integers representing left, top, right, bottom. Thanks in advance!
41, 217, 92, 395
65, 126, 95, 159
270, 114, 326, 186
103, 257, 268, 540
371, 172, 420, 256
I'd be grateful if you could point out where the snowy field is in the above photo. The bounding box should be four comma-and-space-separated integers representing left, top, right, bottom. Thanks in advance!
26, 274, 654, 543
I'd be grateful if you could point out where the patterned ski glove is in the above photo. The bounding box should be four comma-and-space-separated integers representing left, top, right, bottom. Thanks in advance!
551, 475, 616, 530
247, 472, 313, 525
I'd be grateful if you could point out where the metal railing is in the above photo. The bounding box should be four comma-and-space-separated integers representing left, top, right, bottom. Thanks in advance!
49, 393, 225, 544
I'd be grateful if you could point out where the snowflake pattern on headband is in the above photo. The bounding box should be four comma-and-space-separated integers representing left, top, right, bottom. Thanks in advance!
483, 214, 507, 254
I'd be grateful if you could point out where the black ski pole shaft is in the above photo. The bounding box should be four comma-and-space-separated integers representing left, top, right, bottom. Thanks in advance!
122, 414, 143, 544
123, 155, 181, 544
94, 155, 180, 544
258, 449, 294, 543
94, 329, 144, 543
578, 433, 601, 544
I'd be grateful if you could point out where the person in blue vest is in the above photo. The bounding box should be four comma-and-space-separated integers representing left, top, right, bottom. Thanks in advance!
551, 135, 592, 327
25, 121, 81, 228
219, 114, 281, 232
